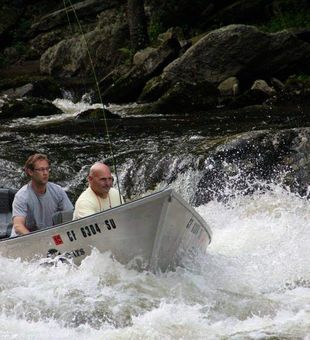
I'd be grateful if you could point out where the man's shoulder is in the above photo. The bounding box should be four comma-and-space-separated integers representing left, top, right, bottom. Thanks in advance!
15, 184, 30, 199
13, 184, 31, 211
47, 182, 67, 195
47, 182, 62, 190
76, 187, 93, 202
109, 187, 121, 197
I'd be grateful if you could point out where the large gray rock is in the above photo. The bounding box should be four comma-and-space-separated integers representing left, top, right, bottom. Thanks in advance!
150, 80, 219, 114
141, 25, 310, 102
100, 37, 181, 103
40, 7, 129, 79
30, 29, 69, 58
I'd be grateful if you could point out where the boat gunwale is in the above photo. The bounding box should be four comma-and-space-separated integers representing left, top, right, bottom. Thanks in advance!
0, 187, 212, 246
0, 187, 174, 243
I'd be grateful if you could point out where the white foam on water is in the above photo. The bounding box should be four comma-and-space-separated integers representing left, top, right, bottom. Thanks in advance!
194, 183, 310, 338
53, 98, 102, 116
2, 98, 103, 129
0, 183, 309, 339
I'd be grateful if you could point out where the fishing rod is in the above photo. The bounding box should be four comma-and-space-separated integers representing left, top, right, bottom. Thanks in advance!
62, 0, 123, 204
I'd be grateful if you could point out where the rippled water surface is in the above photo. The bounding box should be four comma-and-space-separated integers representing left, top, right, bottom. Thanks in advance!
0, 99, 309, 339
0, 99, 229, 201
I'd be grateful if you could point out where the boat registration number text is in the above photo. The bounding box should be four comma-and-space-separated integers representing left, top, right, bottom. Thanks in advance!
67, 219, 117, 242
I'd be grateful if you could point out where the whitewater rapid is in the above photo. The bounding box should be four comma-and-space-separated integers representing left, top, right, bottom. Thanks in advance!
0, 184, 309, 339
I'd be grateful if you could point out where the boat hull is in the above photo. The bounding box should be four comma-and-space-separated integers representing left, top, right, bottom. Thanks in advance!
0, 189, 212, 272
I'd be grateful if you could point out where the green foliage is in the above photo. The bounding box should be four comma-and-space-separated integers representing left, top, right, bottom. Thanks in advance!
118, 47, 134, 66
148, 20, 165, 43
260, 11, 310, 32
295, 74, 310, 82
284, 74, 310, 94
286, 74, 310, 85
147, 0, 207, 37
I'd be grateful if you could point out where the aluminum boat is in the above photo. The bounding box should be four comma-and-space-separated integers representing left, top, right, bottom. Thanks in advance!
0, 188, 212, 272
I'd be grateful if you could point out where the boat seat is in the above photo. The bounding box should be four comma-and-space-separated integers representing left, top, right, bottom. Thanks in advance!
0, 188, 17, 239
52, 210, 74, 225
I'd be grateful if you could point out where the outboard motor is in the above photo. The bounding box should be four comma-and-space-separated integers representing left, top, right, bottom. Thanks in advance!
0, 189, 17, 239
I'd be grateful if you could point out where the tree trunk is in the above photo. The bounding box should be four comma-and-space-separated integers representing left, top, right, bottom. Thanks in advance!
127, 0, 149, 52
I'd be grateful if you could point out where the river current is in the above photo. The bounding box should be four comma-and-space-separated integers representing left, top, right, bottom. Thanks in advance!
0, 98, 309, 339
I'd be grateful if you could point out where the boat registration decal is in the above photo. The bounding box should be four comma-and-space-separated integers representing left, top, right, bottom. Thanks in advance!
104, 218, 117, 230
80, 223, 102, 238
46, 248, 85, 259
67, 230, 77, 242
66, 219, 117, 242
53, 234, 64, 245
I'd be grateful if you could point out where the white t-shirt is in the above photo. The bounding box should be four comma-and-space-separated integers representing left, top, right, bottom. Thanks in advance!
73, 186, 123, 220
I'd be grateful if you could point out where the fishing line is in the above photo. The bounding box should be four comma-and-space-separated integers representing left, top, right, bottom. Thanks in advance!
62, 0, 123, 203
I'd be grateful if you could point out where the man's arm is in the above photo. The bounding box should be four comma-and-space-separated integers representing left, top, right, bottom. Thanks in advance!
12, 190, 30, 235
13, 216, 30, 235
60, 189, 74, 211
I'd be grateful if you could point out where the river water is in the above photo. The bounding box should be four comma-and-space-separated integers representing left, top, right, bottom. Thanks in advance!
0, 98, 309, 339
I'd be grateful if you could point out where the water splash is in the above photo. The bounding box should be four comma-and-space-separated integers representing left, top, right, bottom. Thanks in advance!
0, 180, 309, 338
0, 98, 309, 338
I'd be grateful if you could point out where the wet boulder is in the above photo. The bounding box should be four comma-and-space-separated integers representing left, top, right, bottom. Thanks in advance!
0, 97, 62, 119
192, 127, 310, 205
75, 107, 120, 120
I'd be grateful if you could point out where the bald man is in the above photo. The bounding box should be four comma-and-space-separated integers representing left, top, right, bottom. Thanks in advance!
73, 162, 123, 219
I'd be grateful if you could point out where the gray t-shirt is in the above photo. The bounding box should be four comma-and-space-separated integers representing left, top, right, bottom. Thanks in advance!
12, 182, 73, 232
